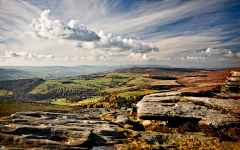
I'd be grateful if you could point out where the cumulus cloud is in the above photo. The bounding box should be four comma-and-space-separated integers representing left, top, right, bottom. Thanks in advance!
95, 31, 159, 53
128, 53, 156, 62
27, 9, 159, 55
27, 9, 99, 41
202, 48, 235, 57
180, 56, 207, 62
5, 51, 54, 60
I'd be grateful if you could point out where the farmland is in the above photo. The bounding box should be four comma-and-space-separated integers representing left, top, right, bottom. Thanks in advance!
3, 67, 238, 107
30, 73, 149, 94
21, 72, 182, 106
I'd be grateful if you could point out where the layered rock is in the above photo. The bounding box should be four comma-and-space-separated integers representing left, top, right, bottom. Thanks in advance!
222, 71, 240, 93
0, 110, 126, 149
136, 92, 240, 128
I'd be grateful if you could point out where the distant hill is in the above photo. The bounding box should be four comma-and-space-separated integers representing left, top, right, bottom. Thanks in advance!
1, 65, 233, 81
0, 66, 128, 80
0, 68, 50, 80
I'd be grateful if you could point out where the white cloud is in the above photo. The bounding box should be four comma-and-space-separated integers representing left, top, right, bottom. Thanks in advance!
27, 10, 99, 41
27, 9, 159, 55
95, 31, 159, 53
180, 56, 207, 62
128, 53, 156, 62
202, 47, 234, 57
4, 51, 54, 60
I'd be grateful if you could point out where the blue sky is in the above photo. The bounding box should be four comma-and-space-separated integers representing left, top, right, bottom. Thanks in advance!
0, 0, 240, 68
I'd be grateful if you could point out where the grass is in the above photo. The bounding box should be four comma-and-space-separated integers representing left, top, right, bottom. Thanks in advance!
128, 77, 151, 85
0, 90, 13, 96
0, 100, 74, 118
50, 96, 103, 106
30, 79, 94, 94
51, 98, 71, 105
117, 90, 162, 98
70, 96, 102, 106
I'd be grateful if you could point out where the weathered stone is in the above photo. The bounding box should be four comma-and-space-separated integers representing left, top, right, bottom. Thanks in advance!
0, 110, 126, 149
115, 115, 130, 124
136, 93, 240, 128
222, 71, 240, 93
184, 96, 240, 113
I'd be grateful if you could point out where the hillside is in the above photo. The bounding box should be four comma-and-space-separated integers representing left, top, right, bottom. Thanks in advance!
0, 65, 128, 80
0, 68, 50, 80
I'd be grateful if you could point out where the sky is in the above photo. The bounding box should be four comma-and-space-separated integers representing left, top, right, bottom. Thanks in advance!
0, 0, 240, 68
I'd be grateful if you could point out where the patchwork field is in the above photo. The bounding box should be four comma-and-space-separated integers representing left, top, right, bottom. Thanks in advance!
30, 73, 151, 94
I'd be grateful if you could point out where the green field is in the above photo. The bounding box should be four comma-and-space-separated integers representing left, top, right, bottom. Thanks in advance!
117, 90, 162, 98
28, 72, 173, 106
128, 77, 151, 85
70, 96, 102, 106
51, 96, 103, 106
0, 101, 74, 118
30, 73, 147, 94
0, 90, 13, 96
51, 98, 71, 105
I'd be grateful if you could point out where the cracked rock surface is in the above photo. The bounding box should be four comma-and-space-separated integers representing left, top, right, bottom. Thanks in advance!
0, 109, 126, 149
137, 92, 240, 128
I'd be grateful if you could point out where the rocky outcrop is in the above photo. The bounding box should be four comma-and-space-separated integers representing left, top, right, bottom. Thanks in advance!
0, 110, 126, 149
222, 71, 240, 93
136, 92, 240, 128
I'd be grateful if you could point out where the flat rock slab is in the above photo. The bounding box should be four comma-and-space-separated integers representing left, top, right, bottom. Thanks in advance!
137, 93, 240, 127
0, 110, 126, 149
184, 96, 240, 114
